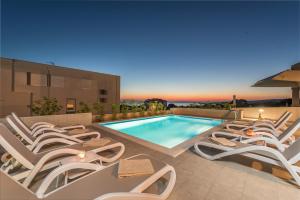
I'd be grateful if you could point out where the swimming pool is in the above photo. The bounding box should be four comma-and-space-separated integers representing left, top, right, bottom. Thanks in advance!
101, 115, 223, 148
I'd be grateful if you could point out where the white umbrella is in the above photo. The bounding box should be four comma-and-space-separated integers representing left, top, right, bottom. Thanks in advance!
252, 63, 300, 106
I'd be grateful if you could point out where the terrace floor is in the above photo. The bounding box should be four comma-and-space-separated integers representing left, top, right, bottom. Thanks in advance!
93, 124, 300, 200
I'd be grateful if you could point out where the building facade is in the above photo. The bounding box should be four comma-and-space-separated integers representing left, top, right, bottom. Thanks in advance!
0, 57, 120, 117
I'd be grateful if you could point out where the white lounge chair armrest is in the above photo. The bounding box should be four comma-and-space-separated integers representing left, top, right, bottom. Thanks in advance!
255, 119, 275, 126
30, 122, 54, 130
96, 192, 166, 200
226, 123, 248, 130
73, 131, 101, 139
253, 122, 278, 132
91, 142, 125, 163
252, 130, 279, 140
24, 148, 92, 188
31, 124, 56, 135
132, 165, 176, 197
29, 132, 82, 151
212, 131, 245, 140
36, 162, 104, 198
241, 137, 285, 152
61, 125, 86, 130
96, 165, 176, 200
32, 127, 66, 137
30, 137, 78, 153
253, 127, 276, 134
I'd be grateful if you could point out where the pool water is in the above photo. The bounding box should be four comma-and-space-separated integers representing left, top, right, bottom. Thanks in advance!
101, 115, 223, 148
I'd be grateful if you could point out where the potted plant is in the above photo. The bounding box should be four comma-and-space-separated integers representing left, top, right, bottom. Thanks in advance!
120, 104, 128, 119
111, 104, 119, 120
77, 101, 91, 113
93, 101, 104, 122
131, 105, 138, 118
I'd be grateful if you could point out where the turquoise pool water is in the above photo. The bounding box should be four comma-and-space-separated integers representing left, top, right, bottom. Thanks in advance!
101, 115, 223, 148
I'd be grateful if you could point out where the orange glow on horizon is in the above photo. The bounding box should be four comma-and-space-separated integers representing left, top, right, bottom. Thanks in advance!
121, 93, 289, 102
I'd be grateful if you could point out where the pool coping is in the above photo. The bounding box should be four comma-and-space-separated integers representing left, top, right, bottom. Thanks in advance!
93, 115, 229, 157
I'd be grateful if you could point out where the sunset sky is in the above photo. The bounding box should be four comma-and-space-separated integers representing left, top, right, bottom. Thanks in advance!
2, 1, 299, 102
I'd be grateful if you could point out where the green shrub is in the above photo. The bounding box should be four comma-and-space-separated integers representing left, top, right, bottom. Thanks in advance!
77, 101, 91, 113
120, 104, 129, 119
137, 104, 146, 116
30, 97, 62, 116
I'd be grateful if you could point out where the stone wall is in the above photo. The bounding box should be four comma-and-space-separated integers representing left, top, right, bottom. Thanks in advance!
171, 107, 300, 137
20, 112, 92, 126
171, 108, 241, 120
237, 107, 300, 122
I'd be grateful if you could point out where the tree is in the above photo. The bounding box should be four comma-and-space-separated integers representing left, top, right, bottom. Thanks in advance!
144, 98, 167, 110
157, 102, 165, 111
167, 103, 176, 110
77, 101, 91, 113
30, 97, 62, 116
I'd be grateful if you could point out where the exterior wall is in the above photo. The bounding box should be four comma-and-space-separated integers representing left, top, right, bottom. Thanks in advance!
0, 57, 120, 117
21, 112, 92, 127
171, 108, 242, 120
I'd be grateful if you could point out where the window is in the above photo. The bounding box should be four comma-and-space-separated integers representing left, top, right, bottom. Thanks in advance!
99, 89, 107, 95
81, 79, 92, 89
31, 73, 47, 86
27, 72, 31, 85
66, 98, 76, 113
51, 76, 65, 88
14, 72, 27, 87
99, 98, 107, 103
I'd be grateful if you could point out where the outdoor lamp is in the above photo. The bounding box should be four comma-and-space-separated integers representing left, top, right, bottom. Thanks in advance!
258, 109, 264, 120
78, 151, 86, 159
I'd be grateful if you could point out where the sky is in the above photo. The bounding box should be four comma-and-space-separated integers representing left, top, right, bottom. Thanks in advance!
1, 0, 300, 102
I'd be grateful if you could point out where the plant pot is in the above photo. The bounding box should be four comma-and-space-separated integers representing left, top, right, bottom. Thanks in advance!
103, 114, 113, 121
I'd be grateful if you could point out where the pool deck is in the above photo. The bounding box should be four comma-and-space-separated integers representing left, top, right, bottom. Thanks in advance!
93, 124, 300, 200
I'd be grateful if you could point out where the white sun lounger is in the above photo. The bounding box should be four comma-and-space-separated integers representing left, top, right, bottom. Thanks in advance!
11, 112, 87, 134
194, 136, 300, 186
213, 118, 300, 148
1, 154, 176, 200
225, 111, 292, 137
229, 111, 290, 127
6, 115, 100, 151
0, 123, 125, 182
